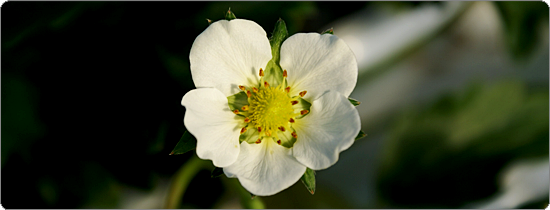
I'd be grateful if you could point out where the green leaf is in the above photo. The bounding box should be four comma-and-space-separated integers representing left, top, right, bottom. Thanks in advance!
211, 167, 224, 178
348, 97, 361, 106
300, 168, 316, 195
264, 18, 289, 87
321, 28, 334, 35
169, 131, 197, 155
355, 130, 367, 141
225, 8, 236, 20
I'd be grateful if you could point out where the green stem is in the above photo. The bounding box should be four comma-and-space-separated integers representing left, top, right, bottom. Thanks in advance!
164, 155, 211, 209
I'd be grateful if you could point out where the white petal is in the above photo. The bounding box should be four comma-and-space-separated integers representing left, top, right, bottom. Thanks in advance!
292, 90, 361, 170
181, 88, 242, 167
280, 33, 358, 101
223, 140, 306, 196
189, 19, 272, 97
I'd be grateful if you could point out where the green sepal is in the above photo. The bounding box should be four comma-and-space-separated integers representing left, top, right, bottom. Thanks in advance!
294, 97, 312, 119
264, 18, 289, 87
211, 167, 224, 178
169, 131, 197, 155
321, 28, 334, 35
227, 91, 248, 111
300, 168, 316, 195
225, 8, 236, 20
348, 97, 361, 106
355, 130, 367, 141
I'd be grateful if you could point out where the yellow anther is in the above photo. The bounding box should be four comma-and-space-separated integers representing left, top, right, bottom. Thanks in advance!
238, 85, 246, 91
265, 130, 272, 136
255, 139, 262, 144
252, 87, 259, 93
289, 118, 295, 123
299, 91, 307, 97
283, 70, 287, 78
291, 100, 298, 105
285, 86, 290, 93
264, 81, 269, 88
244, 117, 250, 123
277, 140, 282, 145
278, 126, 285, 132
291, 131, 297, 139
240, 127, 247, 134
300, 110, 309, 115
259, 68, 264, 77
233, 109, 240, 114
242, 105, 249, 111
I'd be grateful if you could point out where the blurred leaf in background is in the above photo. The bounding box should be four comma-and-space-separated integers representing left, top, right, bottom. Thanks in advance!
494, 1, 549, 59
376, 80, 549, 208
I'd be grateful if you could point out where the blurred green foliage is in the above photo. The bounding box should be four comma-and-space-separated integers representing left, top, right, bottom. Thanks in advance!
377, 80, 548, 208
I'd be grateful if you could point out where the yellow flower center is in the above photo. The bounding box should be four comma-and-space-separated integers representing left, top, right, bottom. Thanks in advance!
249, 86, 294, 136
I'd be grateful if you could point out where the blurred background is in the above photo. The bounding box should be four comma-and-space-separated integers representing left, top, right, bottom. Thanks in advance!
2, 1, 548, 208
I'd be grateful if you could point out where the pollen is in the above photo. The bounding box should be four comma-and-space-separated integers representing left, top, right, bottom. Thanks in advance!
301, 110, 309, 115
244, 117, 251, 123
233, 109, 240, 114
246, 90, 251, 97
255, 139, 262, 144
239, 85, 246, 91
283, 70, 287, 78
291, 100, 298, 105
240, 127, 247, 134
242, 105, 249, 111
259, 68, 264, 77
285, 86, 290, 93
278, 126, 285, 132
264, 81, 269, 88
248, 86, 296, 140
291, 131, 297, 139
252, 87, 259, 93
289, 118, 295, 123
277, 140, 282, 145
299, 91, 307, 97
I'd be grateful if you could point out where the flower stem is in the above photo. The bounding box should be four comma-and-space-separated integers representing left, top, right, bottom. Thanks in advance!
164, 155, 211, 209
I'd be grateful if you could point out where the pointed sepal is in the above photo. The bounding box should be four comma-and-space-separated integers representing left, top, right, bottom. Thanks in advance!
300, 168, 316, 195
169, 131, 197, 155
225, 8, 236, 20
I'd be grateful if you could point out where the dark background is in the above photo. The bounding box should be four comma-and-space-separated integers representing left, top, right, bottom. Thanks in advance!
2, 1, 548, 208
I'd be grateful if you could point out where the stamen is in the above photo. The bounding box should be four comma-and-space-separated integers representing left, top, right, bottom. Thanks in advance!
283, 70, 287, 78
259, 68, 264, 77
265, 130, 271, 136
240, 127, 247, 134
291, 131, 297, 139
277, 140, 282, 145
301, 110, 309, 115
289, 118, 295, 123
264, 81, 269, 88
244, 117, 250, 123
291, 100, 298, 105
257, 127, 262, 132
299, 91, 307, 97
246, 90, 251, 97
278, 126, 285, 132
255, 139, 261, 144
252, 87, 259, 93
242, 105, 249, 111
238, 85, 246, 91
233, 109, 240, 114
285, 86, 290, 93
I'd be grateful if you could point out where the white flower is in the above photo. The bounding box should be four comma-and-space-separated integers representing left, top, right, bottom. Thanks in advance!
181, 19, 361, 196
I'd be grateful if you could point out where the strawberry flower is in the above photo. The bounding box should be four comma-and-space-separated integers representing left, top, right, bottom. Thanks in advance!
181, 19, 360, 196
